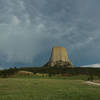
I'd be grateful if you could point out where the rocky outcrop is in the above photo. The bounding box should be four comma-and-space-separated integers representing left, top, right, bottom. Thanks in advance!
17, 71, 33, 76
44, 46, 74, 67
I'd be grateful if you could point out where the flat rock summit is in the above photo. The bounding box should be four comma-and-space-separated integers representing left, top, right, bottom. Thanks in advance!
44, 46, 74, 67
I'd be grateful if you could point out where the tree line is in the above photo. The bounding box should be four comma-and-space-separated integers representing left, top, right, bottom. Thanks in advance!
0, 66, 100, 78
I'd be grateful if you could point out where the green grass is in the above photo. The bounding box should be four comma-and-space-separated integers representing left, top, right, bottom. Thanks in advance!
0, 78, 100, 100
13, 74, 100, 81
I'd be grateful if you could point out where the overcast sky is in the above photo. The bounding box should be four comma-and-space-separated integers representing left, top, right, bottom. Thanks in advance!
0, 0, 100, 68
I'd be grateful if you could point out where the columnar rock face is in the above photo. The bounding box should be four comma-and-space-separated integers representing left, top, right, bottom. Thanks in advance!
50, 46, 69, 63
44, 46, 74, 67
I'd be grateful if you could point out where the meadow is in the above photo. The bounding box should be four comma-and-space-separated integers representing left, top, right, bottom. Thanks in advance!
0, 76, 100, 100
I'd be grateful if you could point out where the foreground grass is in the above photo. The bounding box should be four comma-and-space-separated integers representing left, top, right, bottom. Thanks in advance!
0, 78, 100, 100
13, 74, 100, 80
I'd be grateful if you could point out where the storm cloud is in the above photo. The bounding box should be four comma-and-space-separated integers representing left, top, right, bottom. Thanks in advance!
0, 0, 100, 68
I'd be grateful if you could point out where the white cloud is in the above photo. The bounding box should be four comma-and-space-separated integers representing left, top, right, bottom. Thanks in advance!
82, 64, 100, 68
12, 16, 20, 25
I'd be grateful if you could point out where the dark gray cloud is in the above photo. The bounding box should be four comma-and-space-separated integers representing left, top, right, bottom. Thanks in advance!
0, 0, 100, 68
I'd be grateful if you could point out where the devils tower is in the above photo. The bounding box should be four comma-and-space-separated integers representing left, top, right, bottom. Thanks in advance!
44, 46, 74, 67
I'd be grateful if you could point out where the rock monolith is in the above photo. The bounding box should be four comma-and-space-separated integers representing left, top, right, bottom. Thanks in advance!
44, 46, 74, 67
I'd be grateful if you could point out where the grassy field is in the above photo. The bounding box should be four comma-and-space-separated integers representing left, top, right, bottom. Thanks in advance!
0, 78, 100, 100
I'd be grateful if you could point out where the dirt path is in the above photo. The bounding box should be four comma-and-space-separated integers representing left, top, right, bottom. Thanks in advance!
85, 81, 100, 86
